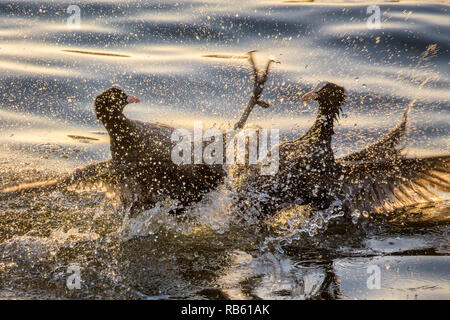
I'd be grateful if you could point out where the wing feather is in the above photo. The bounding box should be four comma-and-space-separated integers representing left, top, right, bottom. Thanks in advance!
339, 106, 410, 162
0, 160, 114, 201
340, 156, 450, 213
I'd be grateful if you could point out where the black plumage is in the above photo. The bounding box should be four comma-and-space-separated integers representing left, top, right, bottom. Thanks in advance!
0, 53, 275, 217
233, 82, 346, 216
234, 82, 449, 219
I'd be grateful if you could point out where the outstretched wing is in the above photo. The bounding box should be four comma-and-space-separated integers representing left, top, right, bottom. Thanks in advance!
340, 155, 450, 214
0, 160, 114, 201
339, 106, 411, 162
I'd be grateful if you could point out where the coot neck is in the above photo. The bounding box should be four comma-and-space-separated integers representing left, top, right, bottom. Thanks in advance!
312, 101, 340, 139
96, 107, 128, 136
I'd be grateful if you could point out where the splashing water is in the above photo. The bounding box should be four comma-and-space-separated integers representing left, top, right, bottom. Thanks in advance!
0, 0, 449, 299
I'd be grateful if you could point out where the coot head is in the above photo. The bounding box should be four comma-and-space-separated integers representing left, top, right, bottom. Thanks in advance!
301, 82, 346, 118
95, 87, 140, 122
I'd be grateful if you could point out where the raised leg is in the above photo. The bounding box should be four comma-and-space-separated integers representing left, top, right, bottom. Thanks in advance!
233, 51, 276, 130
